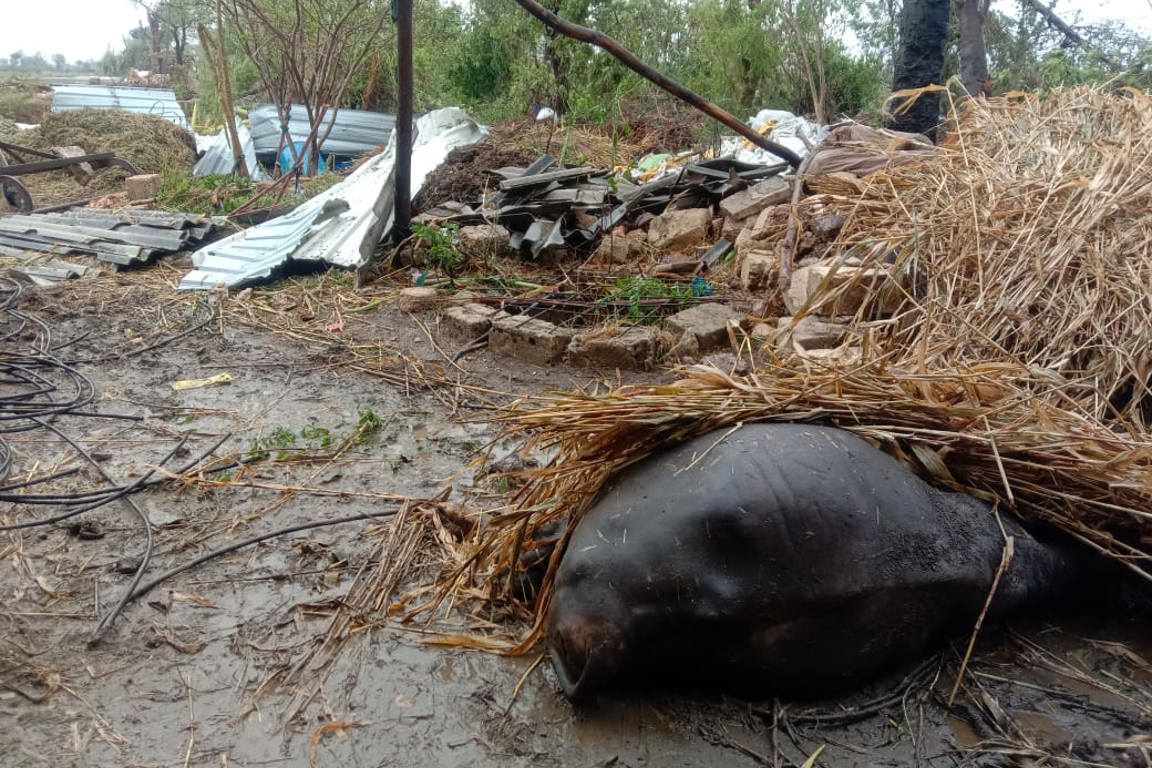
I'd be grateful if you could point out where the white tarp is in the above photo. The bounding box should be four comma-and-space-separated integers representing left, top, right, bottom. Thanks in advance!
720, 108, 830, 167
179, 107, 487, 290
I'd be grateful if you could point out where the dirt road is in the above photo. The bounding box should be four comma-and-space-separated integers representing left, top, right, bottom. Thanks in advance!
2, 265, 1149, 767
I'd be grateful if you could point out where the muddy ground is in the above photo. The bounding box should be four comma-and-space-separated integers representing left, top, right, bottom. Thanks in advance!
2, 260, 1150, 768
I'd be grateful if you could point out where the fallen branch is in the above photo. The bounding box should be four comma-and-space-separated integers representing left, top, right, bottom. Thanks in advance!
509, 0, 802, 169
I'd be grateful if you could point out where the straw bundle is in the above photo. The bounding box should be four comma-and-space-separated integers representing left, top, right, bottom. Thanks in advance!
824, 86, 1152, 431
418, 86, 1152, 649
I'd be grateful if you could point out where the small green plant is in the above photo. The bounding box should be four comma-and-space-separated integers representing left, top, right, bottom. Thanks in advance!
246, 440, 269, 462
300, 425, 332, 448
411, 221, 462, 278
601, 277, 697, 323
356, 408, 386, 444
266, 427, 297, 449
156, 172, 277, 214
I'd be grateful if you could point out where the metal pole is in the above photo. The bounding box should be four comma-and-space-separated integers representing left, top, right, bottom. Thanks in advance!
393, 0, 414, 243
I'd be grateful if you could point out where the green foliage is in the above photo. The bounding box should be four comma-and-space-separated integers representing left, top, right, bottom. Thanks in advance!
266, 427, 297, 449
299, 425, 333, 448
411, 221, 462, 277
356, 409, 385, 444
195, 51, 260, 127
983, 8, 1152, 93
248, 426, 297, 461
602, 277, 696, 323
448, 26, 512, 101
156, 172, 275, 214
822, 44, 889, 117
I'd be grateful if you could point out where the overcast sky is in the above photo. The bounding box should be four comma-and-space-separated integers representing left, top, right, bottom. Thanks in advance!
1, 0, 1150, 65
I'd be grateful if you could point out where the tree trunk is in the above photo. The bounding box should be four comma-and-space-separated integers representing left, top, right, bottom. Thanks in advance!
738, 56, 757, 113
544, 31, 570, 116
957, 0, 990, 96
173, 27, 186, 67
890, 0, 951, 138
202, 11, 248, 178
147, 9, 165, 74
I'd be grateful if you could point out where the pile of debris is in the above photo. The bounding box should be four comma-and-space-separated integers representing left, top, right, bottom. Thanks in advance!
419, 152, 791, 263
0, 209, 222, 269
408, 120, 936, 371
419, 89, 1152, 677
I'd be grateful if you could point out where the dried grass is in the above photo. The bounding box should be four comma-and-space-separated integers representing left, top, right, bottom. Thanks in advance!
417, 86, 1152, 651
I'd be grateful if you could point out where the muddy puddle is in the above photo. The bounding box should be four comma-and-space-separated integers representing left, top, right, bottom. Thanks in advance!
2, 276, 1149, 767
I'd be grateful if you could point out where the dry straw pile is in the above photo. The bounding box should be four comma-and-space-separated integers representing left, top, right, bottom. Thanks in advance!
418, 86, 1152, 649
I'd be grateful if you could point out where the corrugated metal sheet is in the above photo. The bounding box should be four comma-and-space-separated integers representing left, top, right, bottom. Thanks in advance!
248, 105, 396, 157
180, 108, 487, 290
51, 84, 189, 129
193, 120, 263, 179
0, 210, 221, 267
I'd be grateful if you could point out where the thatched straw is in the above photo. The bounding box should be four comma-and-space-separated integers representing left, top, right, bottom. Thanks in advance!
416, 86, 1152, 652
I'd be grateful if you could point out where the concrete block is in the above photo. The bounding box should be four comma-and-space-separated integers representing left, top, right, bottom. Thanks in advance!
664, 303, 746, 352
648, 207, 711, 253
594, 234, 647, 264
735, 204, 791, 257
721, 214, 755, 241
443, 303, 506, 339
808, 213, 846, 241
456, 224, 511, 259
718, 177, 791, 221
799, 346, 863, 366
750, 322, 775, 341
567, 325, 661, 370
397, 286, 440, 312
776, 315, 849, 350
740, 248, 776, 291
490, 314, 574, 365
667, 331, 700, 360
783, 263, 906, 316
125, 173, 160, 201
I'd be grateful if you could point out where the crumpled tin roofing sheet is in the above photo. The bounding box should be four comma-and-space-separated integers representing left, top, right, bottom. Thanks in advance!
51, 84, 189, 129
193, 120, 263, 179
179, 107, 487, 290
248, 104, 397, 157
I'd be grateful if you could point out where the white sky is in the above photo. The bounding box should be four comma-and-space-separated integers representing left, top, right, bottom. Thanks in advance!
0, 0, 1150, 64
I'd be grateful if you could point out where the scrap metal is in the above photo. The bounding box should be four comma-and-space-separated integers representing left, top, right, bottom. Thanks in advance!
248, 105, 397, 159
0, 210, 222, 267
0, 140, 142, 213
193, 120, 261, 179
179, 108, 487, 290
421, 155, 787, 260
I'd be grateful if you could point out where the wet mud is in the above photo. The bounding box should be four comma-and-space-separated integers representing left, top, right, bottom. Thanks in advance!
2, 275, 1149, 767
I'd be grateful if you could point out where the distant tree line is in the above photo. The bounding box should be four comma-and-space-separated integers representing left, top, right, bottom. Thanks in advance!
67, 0, 1152, 128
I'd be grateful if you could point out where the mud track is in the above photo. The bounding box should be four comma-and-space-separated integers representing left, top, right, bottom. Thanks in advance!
2, 265, 1149, 767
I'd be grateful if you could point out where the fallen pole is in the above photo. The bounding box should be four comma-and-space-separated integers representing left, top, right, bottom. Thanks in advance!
510, 0, 802, 169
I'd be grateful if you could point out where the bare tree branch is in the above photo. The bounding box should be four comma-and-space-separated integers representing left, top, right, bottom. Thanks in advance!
1021, 0, 1120, 68
509, 0, 802, 167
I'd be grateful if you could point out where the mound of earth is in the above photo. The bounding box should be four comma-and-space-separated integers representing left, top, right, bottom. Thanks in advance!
413, 141, 538, 214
